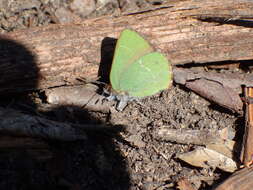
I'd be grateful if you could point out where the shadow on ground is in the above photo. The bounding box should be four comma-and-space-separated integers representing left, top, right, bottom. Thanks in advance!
0, 37, 130, 190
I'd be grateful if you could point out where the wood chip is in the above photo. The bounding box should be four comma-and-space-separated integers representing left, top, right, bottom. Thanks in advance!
177, 147, 238, 172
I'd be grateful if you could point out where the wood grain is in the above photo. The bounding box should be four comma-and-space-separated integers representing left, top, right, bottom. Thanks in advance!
214, 167, 253, 190
241, 87, 253, 166
1, 0, 253, 93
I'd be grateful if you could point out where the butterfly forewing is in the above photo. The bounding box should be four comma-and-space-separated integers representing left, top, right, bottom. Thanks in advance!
110, 29, 153, 92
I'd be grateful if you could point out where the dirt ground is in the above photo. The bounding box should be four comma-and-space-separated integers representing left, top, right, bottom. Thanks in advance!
0, 0, 243, 190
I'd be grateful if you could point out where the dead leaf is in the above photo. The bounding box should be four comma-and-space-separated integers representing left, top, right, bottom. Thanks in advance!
177, 147, 238, 172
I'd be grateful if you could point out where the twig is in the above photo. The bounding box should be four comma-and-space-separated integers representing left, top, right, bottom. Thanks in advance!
45, 84, 113, 113
173, 68, 253, 114
0, 107, 87, 141
241, 86, 253, 167
214, 167, 253, 190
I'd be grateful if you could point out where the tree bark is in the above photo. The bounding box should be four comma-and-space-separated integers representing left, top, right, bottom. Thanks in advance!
0, 136, 52, 161
214, 167, 253, 190
0, 107, 87, 141
1, 0, 253, 93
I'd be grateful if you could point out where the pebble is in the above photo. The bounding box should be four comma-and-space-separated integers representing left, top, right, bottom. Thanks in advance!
70, 0, 96, 18
55, 7, 81, 24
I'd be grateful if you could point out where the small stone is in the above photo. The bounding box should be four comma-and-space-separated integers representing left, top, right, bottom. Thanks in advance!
70, 0, 96, 18
126, 134, 145, 148
5, 0, 41, 13
54, 7, 81, 24
119, 0, 139, 12
96, 0, 112, 7
146, 0, 163, 5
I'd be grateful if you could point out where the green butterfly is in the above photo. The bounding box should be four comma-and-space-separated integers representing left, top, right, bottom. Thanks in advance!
108, 29, 172, 110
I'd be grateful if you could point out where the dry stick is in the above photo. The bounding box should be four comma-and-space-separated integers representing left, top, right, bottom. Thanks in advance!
241, 87, 253, 167
154, 127, 236, 159
0, 135, 49, 148
0, 135, 53, 161
45, 84, 113, 113
173, 68, 253, 114
0, 107, 121, 141
0, 135, 52, 160
214, 167, 253, 190
1, 0, 253, 94
154, 127, 223, 145
0, 107, 87, 141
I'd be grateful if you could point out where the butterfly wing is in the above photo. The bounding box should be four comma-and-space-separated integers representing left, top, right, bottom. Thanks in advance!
110, 29, 154, 92
118, 52, 172, 97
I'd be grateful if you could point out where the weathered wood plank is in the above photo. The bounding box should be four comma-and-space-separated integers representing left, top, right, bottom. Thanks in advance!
1, 0, 253, 93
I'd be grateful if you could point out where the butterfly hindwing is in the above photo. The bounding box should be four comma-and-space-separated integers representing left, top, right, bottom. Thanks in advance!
118, 52, 171, 97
